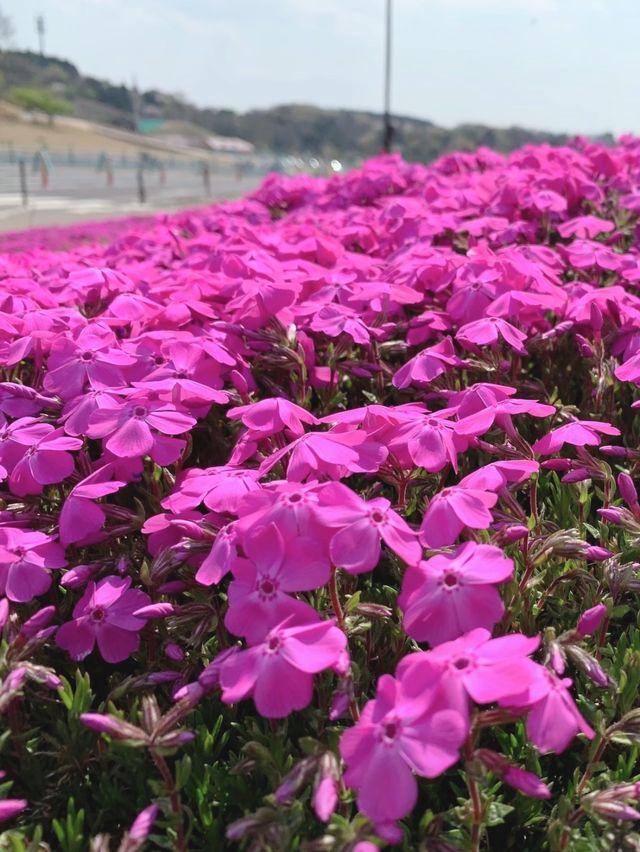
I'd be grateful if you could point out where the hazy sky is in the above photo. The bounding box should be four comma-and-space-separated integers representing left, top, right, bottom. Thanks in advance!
7, 0, 639, 137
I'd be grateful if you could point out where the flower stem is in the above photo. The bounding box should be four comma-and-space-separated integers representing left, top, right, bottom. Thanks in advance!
151, 749, 186, 852
576, 734, 608, 797
329, 568, 360, 722
556, 736, 608, 851
464, 739, 482, 852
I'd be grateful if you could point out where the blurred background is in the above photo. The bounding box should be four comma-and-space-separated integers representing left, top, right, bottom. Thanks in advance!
0, 0, 631, 232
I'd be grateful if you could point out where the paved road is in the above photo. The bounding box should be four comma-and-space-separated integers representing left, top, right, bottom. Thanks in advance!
0, 163, 261, 234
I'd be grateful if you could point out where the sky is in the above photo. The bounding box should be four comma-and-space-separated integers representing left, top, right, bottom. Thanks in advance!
5, 0, 640, 137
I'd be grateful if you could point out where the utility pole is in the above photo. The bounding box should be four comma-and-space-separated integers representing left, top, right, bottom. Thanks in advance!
36, 15, 45, 56
131, 76, 141, 132
382, 0, 393, 153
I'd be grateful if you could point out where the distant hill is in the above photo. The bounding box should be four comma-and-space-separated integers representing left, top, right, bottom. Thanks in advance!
0, 50, 614, 161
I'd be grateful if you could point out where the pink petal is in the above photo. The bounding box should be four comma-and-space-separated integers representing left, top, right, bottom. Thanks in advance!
253, 655, 313, 718
96, 624, 140, 663
106, 419, 154, 458
220, 645, 261, 704
56, 620, 96, 660
330, 520, 381, 574
281, 620, 346, 672
358, 747, 417, 822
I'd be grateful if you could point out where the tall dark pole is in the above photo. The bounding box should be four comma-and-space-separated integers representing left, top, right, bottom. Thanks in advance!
382, 0, 393, 153
36, 15, 45, 56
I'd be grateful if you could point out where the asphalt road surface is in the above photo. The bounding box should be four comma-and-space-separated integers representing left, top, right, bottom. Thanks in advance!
0, 163, 261, 233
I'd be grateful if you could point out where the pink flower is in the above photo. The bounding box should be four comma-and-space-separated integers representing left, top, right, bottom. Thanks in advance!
419, 485, 497, 548
56, 575, 151, 663
7, 422, 82, 496
228, 397, 320, 437
399, 542, 513, 645
458, 460, 539, 492
133, 340, 228, 404
87, 395, 195, 460
565, 240, 621, 272
0, 528, 66, 603
43, 323, 136, 400
219, 616, 347, 718
259, 429, 388, 481
393, 414, 463, 474
224, 523, 329, 643
393, 337, 463, 389
59, 464, 125, 546
400, 629, 542, 724
523, 670, 595, 753
162, 465, 260, 513
532, 420, 620, 454
318, 482, 421, 573
557, 215, 614, 239
340, 664, 466, 823
310, 304, 372, 345
616, 353, 640, 384
195, 522, 238, 586
456, 317, 528, 355
141, 510, 207, 557
448, 383, 555, 439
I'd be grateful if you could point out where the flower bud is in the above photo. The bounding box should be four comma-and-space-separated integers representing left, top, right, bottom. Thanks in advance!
141, 672, 180, 687
562, 468, 592, 483
475, 748, 507, 772
590, 800, 640, 821
79, 713, 146, 742
590, 302, 604, 336
575, 334, 595, 358
329, 692, 350, 721
313, 753, 339, 822
597, 507, 625, 523
60, 563, 97, 589
275, 757, 316, 804
618, 472, 639, 507
583, 545, 613, 561
600, 445, 633, 458
374, 821, 405, 844
503, 766, 551, 799
0, 799, 27, 823
128, 803, 159, 843
156, 730, 195, 748
157, 580, 187, 594
225, 815, 263, 841
541, 458, 573, 471
565, 645, 609, 687
576, 604, 608, 637
228, 369, 249, 397
548, 641, 566, 675
501, 524, 529, 543
21, 606, 56, 639
134, 603, 175, 619
0, 598, 9, 631
165, 643, 185, 662
199, 647, 240, 692
172, 681, 204, 705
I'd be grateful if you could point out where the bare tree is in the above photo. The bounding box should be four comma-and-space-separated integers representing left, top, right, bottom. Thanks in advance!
0, 5, 14, 48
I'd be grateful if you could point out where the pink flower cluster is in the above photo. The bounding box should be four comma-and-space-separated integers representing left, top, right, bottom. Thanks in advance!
4, 135, 640, 841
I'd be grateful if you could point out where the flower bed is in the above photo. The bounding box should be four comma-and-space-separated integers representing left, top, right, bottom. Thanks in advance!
1, 139, 640, 849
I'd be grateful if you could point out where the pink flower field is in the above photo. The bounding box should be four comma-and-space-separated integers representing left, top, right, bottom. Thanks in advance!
2, 138, 640, 849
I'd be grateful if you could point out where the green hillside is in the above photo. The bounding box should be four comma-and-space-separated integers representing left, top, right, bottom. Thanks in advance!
0, 50, 613, 161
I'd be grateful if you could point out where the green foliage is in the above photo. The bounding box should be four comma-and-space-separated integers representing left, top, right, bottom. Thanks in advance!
7, 86, 73, 119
